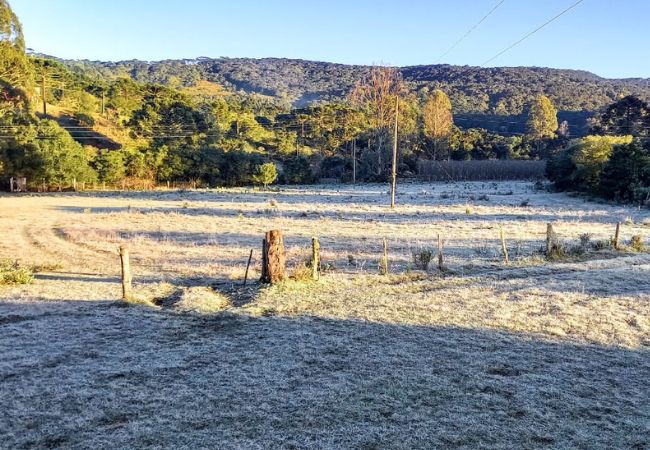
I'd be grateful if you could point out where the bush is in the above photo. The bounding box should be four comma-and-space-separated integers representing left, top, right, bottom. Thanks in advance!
252, 162, 278, 188
220, 151, 264, 186
630, 235, 645, 252
599, 141, 650, 202
73, 112, 95, 127
412, 247, 434, 271
0, 260, 33, 285
282, 156, 316, 184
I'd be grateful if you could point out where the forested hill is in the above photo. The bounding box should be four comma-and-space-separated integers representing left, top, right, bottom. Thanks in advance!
59, 57, 650, 114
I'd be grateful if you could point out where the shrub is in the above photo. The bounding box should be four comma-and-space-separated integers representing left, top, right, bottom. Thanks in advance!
630, 235, 645, 252
412, 247, 434, 271
290, 263, 313, 282
282, 156, 316, 184
0, 260, 34, 285
73, 112, 95, 127
252, 162, 278, 188
579, 233, 593, 248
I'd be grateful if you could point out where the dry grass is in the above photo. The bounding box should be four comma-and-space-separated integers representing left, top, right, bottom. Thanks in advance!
0, 181, 649, 449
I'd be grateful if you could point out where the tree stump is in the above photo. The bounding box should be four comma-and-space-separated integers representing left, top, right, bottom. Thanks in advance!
261, 230, 286, 284
613, 223, 621, 250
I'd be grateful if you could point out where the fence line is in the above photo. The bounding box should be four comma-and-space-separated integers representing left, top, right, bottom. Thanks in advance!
417, 160, 546, 181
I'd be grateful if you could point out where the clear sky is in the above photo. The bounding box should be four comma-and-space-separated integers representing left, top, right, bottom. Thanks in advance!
10, 0, 650, 79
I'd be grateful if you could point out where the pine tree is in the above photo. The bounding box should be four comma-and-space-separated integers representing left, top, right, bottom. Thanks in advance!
526, 95, 558, 139
0, 0, 32, 115
423, 89, 454, 160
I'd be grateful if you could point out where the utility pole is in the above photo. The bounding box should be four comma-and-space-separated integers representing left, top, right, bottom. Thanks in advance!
390, 96, 399, 209
352, 137, 356, 184
101, 91, 106, 117
41, 74, 47, 116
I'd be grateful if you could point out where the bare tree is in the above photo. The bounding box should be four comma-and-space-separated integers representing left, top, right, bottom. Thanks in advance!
350, 66, 404, 177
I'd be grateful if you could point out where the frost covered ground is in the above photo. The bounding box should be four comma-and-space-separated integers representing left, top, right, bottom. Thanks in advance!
0, 181, 649, 449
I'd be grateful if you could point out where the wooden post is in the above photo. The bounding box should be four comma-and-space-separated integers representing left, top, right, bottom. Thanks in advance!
41, 74, 47, 116
546, 223, 554, 256
352, 138, 356, 184
260, 238, 268, 282
243, 249, 254, 286
379, 238, 389, 275
9, 177, 14, 193
311, 237, 321, 281
119, 245, 132, 300
613, 223, 621, 250
261, 230, 286, 284
390, 96, 399, 209
500, 226, 510, 265
73, 177, 77, 191
437, 233, 444, 271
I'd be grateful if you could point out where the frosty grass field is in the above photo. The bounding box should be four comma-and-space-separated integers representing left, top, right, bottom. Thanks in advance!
1, 181, 649, 449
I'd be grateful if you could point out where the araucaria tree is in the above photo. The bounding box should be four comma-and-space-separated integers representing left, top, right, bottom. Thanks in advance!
527, 95, 558, 139
422, 89, 453, 160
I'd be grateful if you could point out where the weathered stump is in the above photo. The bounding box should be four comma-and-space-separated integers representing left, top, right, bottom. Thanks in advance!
613, 223, 621, 250
261, 230, 286, 284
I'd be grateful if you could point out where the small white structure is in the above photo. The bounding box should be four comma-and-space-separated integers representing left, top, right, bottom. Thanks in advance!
9, 177, 27, 192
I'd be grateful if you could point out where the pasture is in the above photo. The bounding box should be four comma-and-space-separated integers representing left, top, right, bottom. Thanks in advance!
1, 181, 649, 449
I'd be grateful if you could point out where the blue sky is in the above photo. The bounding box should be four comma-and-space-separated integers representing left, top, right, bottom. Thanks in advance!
10, 0, 650, 78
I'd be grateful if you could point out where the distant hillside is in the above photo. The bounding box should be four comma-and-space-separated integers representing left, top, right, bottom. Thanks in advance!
57, 57, 650, 112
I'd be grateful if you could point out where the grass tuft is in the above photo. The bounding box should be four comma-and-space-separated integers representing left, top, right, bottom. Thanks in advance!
0, 260, 34, 285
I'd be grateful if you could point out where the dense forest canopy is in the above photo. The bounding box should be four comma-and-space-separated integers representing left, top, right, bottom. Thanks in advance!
56, 57, 650, 114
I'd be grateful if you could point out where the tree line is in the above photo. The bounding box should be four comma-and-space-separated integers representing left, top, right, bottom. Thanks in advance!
0, 0, 647, 204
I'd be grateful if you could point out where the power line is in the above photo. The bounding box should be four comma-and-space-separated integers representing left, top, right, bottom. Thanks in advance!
481, 0, 586, 67
436, 0, 506, 63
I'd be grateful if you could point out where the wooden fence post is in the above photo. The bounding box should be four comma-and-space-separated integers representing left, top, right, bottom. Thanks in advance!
613, 223, 621, 250
244, 249, 254, 285
311, 237, 321, 281
546, 223, 555, 256
379, 238, 389, 275
119, 245, 132, 300
437, 233, 444, 271
500, 226, 510, 265
260, 238, 268, 282
261, 230, 286, 284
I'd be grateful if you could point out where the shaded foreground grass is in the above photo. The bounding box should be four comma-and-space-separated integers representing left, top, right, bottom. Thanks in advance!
0, 299, 648, 450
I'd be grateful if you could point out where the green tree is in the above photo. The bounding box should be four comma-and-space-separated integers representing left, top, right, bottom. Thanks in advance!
252, 162, 278, 188
0, 0, 31, 116
571, 135, 633, 192
93, 150, 125, 184
599, 140, 650, 202
29, 120, 96, 188
526, 95, 558, 139
596, 95, 650, 138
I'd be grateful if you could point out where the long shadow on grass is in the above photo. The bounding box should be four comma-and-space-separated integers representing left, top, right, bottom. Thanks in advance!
0, 300, 647, 449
